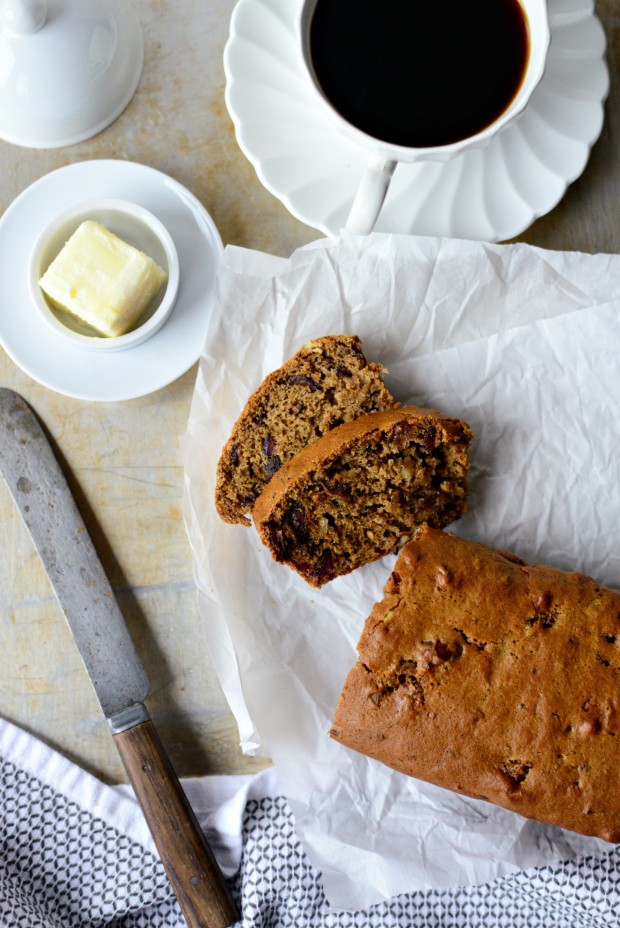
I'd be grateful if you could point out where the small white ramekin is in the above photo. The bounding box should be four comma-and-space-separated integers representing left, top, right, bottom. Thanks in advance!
29, 198, 180, 352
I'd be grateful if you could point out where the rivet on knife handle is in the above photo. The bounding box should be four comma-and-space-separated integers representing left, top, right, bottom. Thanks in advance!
0, 389, 239, 928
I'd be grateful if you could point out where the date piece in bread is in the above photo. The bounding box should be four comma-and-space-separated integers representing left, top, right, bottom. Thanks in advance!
330, 525, 620, 842
215, 335, 395, 525
253, 408, 471, 587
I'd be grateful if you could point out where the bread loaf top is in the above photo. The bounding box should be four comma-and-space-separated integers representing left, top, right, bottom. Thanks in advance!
330, 526, 620, 842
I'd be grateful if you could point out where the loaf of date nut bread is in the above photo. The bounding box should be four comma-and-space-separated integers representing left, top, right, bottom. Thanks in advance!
215, 335, 395, 525
330, 525, 620, 842
253, 408, 471, 587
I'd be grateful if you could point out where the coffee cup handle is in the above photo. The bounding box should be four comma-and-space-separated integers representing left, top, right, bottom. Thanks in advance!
344, 155, 397, 235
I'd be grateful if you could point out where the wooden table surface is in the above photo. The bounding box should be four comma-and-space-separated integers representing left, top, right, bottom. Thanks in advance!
0, 0, 617, 785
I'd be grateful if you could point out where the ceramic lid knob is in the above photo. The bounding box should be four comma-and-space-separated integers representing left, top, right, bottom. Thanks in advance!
0, 0, 144, 148
1, 0, 47, 33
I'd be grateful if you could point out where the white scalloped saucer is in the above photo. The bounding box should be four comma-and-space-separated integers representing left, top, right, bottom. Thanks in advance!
224, 0, 609, 241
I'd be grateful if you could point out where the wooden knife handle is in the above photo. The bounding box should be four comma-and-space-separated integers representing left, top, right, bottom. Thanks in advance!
114, 719, 239, 928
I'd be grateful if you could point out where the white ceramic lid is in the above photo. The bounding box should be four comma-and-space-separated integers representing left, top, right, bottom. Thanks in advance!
0, 0, 143, 148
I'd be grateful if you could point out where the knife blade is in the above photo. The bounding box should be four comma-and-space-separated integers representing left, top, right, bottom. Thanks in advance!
0, 388, 238, 928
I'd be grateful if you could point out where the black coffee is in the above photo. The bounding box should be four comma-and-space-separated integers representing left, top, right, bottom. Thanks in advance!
309, 0, 530, 148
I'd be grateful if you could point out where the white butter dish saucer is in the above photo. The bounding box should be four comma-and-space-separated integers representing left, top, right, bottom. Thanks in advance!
0, 160, 223, 402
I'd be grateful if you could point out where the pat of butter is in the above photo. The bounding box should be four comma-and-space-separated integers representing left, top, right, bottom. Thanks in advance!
39, 220, 168, 338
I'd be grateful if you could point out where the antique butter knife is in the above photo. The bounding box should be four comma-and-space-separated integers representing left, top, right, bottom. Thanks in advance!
0, 388, 238, 928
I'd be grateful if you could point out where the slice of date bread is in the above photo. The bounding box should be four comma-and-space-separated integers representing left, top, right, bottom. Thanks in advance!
252, 407, 471, 586
215, 335, 395, 525
330, 526, 620, 842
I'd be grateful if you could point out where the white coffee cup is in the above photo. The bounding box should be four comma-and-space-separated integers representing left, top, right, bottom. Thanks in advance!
299, 0, 550, 234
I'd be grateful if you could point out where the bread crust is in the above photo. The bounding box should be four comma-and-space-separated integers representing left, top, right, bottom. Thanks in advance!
331, 526, 620, 842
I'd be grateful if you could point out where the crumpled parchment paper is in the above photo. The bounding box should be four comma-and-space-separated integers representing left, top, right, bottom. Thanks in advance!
181, 232, 620, 910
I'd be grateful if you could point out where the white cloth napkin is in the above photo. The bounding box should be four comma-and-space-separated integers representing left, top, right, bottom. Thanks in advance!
0, 715, 618, 926
0, 715, 274, 925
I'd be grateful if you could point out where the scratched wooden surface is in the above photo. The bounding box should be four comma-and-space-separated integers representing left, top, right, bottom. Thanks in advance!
0, 0, 617, 784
